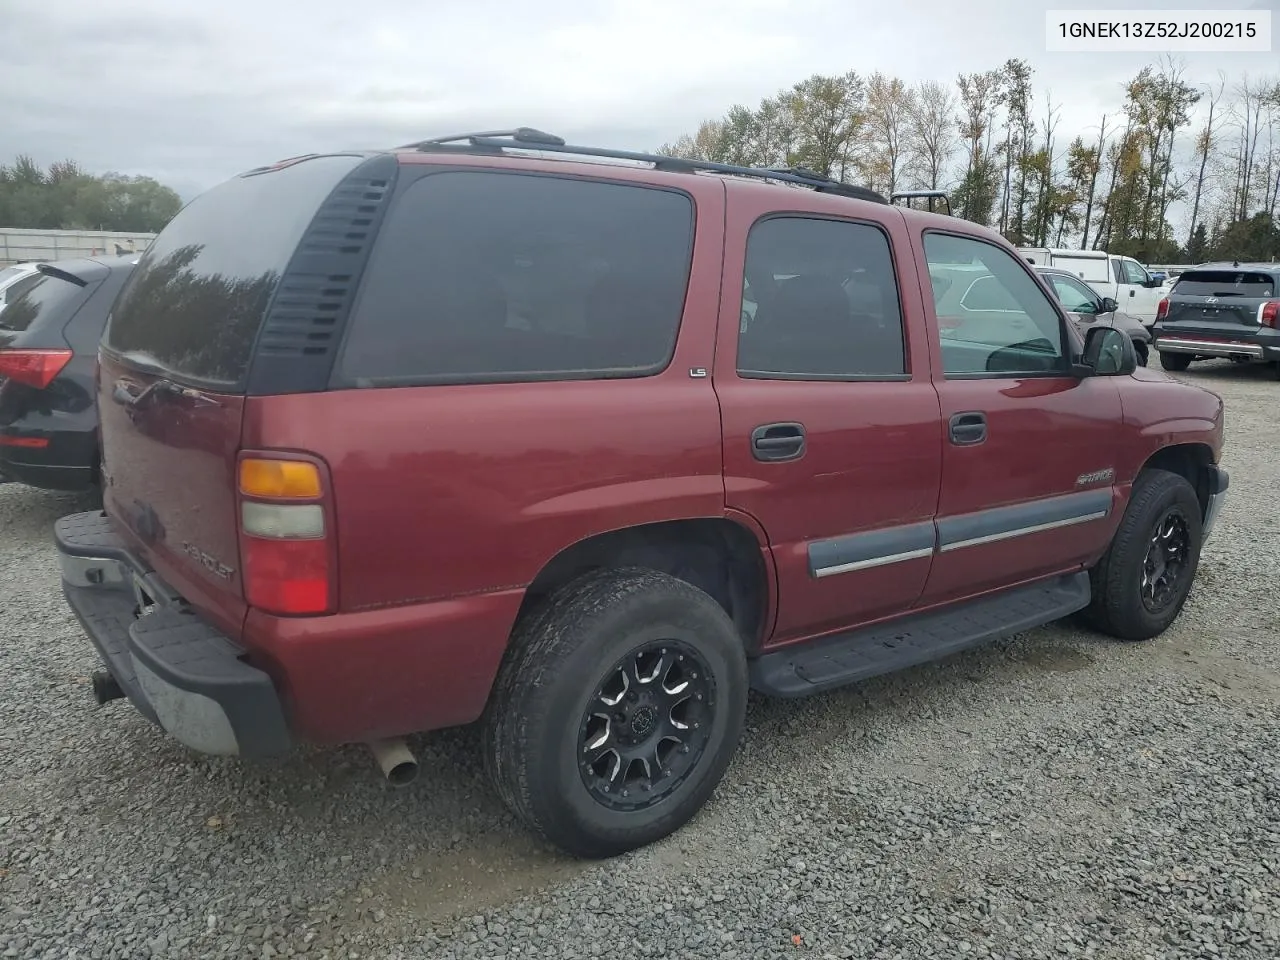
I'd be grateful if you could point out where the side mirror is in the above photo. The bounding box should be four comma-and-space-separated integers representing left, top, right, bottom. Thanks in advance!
1144, 277, 1162, 288
1078, 326, 1137, 377
1099, 297, 1119, 314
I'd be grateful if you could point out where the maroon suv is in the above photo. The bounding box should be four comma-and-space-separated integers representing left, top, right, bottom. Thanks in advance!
55, 129, 1228, 858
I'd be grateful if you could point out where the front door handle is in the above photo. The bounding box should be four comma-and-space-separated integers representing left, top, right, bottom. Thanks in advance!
751, 422, 806, 462
949, 411, 987, 445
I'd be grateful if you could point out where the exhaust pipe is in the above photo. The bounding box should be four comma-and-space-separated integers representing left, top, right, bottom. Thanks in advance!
368, 738, 419, 786
91, 670, 124, 705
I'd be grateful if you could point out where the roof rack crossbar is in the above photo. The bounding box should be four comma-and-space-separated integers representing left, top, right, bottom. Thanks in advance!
405, 129, 888, 204
401, 127, 568, 150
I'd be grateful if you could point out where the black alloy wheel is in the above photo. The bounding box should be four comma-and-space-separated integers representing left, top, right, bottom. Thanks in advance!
1140, 508, 1191, 613
578, 641, 714, 811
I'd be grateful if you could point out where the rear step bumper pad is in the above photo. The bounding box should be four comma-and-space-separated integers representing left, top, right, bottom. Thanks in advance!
751, 572, 1091, 697
55, 511, 291, 758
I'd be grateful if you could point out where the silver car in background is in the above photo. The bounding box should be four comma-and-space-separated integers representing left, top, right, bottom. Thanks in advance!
1036, 265, 1152, 366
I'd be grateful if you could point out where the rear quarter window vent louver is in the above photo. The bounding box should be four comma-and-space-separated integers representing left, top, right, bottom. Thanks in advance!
246, 156, 399, 395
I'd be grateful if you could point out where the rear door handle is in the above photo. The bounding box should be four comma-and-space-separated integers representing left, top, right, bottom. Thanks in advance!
751, 422, 806, 462
948, 411, 987, 445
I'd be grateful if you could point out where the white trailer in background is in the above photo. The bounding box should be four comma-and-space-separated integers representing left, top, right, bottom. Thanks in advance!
1018, 247, 1165, 327
0, 228, 155, 267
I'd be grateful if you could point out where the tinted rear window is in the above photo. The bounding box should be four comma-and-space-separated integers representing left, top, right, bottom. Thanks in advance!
336, 171, 695, 386
104, 154, 364, 388
1174, 271, 1276, 298
0, 272, 95, 334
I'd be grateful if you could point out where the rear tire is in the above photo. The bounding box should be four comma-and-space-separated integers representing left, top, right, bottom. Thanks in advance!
483, 567, 748, 859
1083, 469, 1202, 641
1158, 351, 1192, 372
1135, 342, 1149, 366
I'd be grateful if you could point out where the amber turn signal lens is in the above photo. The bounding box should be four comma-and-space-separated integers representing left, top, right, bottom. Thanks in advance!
239, 458, 322, 499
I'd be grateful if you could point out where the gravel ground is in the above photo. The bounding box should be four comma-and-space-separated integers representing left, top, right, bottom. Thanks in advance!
2, 360, 1278, 960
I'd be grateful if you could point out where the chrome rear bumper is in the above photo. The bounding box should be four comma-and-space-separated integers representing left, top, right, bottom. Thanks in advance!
1156, 337, 1263, 360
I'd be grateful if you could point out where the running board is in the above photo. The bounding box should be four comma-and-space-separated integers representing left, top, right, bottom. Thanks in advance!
750, 572, 1091, 697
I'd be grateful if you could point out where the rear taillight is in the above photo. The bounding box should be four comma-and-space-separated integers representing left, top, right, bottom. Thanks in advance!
1156, 298, 1170, 321
1261, 301, 1279, 328
0, 348, 73, 389
237, 455, 334, 616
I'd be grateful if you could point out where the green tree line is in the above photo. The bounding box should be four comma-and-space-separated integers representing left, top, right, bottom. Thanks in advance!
661, 57, 1280, 263
0, 155, 183, 233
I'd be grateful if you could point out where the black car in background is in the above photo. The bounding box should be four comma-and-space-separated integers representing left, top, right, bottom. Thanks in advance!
1152, 263, 1280, 377
0, 256, 137, 492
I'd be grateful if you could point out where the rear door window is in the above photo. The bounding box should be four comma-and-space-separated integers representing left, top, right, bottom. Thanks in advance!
1173, 271, 1276, 298
736, 216, 906, 379
104, 154, 365, 389
335, 171, 695, 386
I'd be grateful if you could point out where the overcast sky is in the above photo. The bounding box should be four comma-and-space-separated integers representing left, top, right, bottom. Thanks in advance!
2, 0, 1277, 203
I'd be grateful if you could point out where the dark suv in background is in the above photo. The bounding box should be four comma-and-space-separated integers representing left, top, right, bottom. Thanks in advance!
0, 256, 137, 491
1152, 263, 1280, 377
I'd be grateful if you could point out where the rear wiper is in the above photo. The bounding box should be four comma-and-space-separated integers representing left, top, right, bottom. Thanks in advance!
112, 377, 220, 409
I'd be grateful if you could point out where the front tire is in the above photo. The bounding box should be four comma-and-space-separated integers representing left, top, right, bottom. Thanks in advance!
1083, 469, 1203, 641
1159, 350, 1193, 372
483, 568, 748, 859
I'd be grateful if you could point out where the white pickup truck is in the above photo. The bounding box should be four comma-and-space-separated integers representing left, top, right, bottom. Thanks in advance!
1018, 248, 1165, 327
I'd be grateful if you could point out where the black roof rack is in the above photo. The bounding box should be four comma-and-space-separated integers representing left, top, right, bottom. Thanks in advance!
890, 190, 952, 216
399, 128, 888, 204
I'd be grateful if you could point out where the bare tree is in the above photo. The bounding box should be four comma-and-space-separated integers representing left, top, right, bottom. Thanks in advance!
1032, 92, 1062, 245
1187, 73, 1226, 246
860, 73, 916, 194
906, 80, 958, 189
1074, 117, 1108, 249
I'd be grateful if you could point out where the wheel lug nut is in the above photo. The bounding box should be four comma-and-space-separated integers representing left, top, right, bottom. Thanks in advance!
621, 789, 629, 797
681, 745, 689, 754
695, 693, 703, 701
